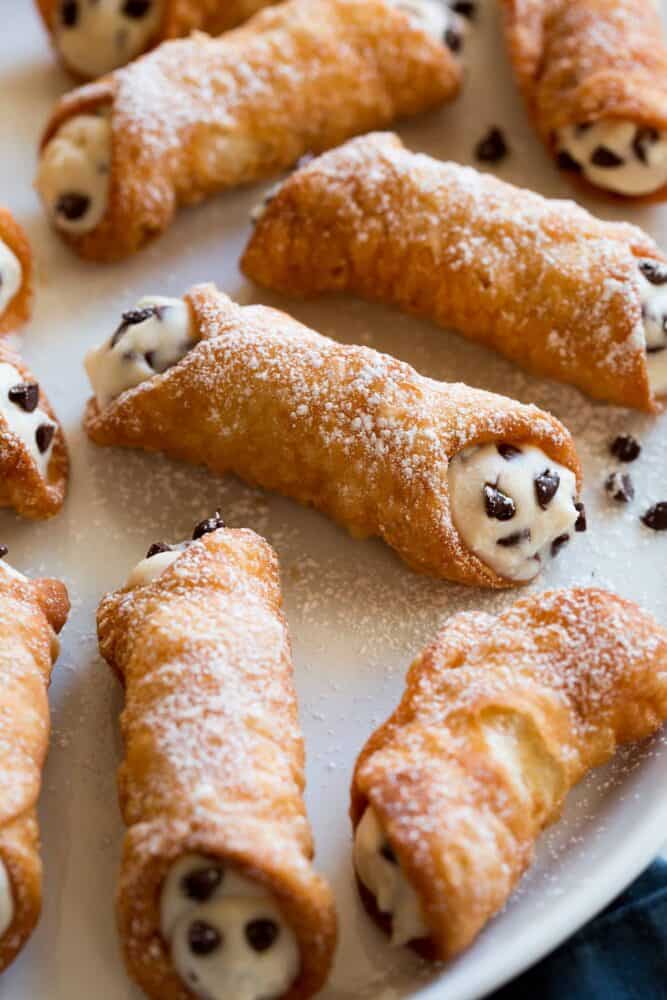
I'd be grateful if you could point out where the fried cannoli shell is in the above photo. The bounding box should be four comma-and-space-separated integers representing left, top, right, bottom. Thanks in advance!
85, 285, 581, 588
501, 0, 667, 201
40, 0, 461, 262
0, 343, 68, 520
350, 588, 667, 961
241, 132, 665, 411
0, 568, 69, 972
0, 208, 32, 336
98, 528, 337, 999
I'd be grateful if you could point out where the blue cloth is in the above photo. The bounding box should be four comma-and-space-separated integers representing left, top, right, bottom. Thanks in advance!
491, 860, 667, 1000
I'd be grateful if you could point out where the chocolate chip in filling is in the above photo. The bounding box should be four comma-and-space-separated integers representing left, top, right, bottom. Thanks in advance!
497, 443, 522, 460
146, 541, 172, 558
605, 472, 634, 504
110, 306, 162, 347
475, 127, 508, 165
639, 259, 667, 286
192, 512, 226, 540
188, 920, 222, 956
245, 918, 280, 953
633, 127, 659, 165
451, 1, 475, 19
380, 843, 397, 864
497, 528, 530, 548
35, 423, 54, 454
610, 435, 641, 463
60, 0, 78, 27
483, 483, 516, 521
590, 146, 624, 168
534, 470, 560, 509
444, 25, 463, 52
642, 502, 667, 531
550, 533, 570, 557
181, 865, 224, 903
574, 501, 587, 533
122, 0, 153, 17
55, 192, 91, 222
556, 151, 582, 174
8, 383, 39, 413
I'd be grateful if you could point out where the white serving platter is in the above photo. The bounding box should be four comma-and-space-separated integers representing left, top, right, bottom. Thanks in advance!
1, 2, 666, 998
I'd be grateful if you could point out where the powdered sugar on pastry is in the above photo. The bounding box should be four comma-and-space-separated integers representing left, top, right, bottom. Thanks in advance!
556, 121, 667, 197
55, 0, 163, 78
0, 241, 22, 318
0, 364, 56, 477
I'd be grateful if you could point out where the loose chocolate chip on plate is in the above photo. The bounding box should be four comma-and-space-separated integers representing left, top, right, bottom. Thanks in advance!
8, 382, 39, 413
451, 1, 476, 19
551, 533, 570, 557
55, 192, 91, 222
574, 501, 587, 532
639, 259, 667, 286
0, 545, 8, 560
475, 127, 508, 164
605, 472, 634, 504
192, 512, 226, 540
146, 541, 171, 559
497, 443, 522, 460
641, 502, 667, 531
444, 26, 463, 53
35, 423, 55, 454
556, 150, 582, 174
534, 469, 560, 509
610, 434, 641, 463
61, 0, 78, 27
380, 843, 397, 864
483, 483, 516, 521
590, 146, 624, 168
633, 126, 659, 165
182, 865, 224, 902
497, 528, 530, 548
188, 920, 222, 956
122, 0, 152, 17
245, 918, 280, 953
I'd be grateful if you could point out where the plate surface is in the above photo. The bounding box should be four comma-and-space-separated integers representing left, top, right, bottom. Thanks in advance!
1, 3, 667, 999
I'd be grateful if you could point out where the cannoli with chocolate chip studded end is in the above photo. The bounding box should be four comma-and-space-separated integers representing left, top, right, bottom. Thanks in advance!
35, 0, 463, 262
0, 343, 68, 519
351, 587, 667, 960
500, 0, 667, 200
241, 131, 667, 411
97, 517, 337, 1000
0, 551, 69, 973
0, 209, 32, 336
83, 285, 584, 588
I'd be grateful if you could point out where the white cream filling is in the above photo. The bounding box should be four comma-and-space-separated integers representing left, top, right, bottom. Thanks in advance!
638, 261, 667, 397
557, 120, 667, 196
125, 540, 189, 588
354, 807, 428, 948
0, 364, 56, 477
0, 860, 14, 939
55, 0, 163, 78
388, 0, 466, 51
36, 113, 111, 236
0, 240, 22, 317
85, 295, 194, 408
161, 854, 300, 1000
448, 443, 579, 581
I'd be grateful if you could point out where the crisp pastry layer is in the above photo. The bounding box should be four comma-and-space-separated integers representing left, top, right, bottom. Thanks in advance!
0, 208, 32, 336
501, 0, 667, 199
83, 284, 584, 588
36, 0, 462, 262
350, 587, 667, 961
241, 131, 667, 411
97, 523, 337, 1000
0, 556, 69, 973
0, 343, 68, 519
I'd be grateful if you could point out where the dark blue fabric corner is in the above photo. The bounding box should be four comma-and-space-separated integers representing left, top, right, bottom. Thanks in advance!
491, 859, 667, 1000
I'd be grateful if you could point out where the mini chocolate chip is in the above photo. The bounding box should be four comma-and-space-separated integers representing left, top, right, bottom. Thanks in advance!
188, 920, 222, 956
575, 122, 593, 135
551, 533, 570, 557
610, 435, 641, 463
8, 383, 39, 413
605, 472, 634, 504
55, 192, 91, 221
497, 443, 522, 460
475, 127, 508, 164
639, 259, 667, 286
534, 469, 560, 509
380, 843, 397, 864
110, 307, 157, 347
144, 350, 156, 368
182, 865, 224, 902
35, 424, 55, 454
590, 146, 624, 168
647, 343, 667, 355
122, 0, 152, 17
497, 529, 530, 548
146, 542, 171, 559
451, 1, 475, 19
61, 0, 78, 27
245, 918, 280, 953
642, 502, 667, 531
0, 545, 8, 559
556, 150, 582, 174
483, 483, 516, 521
444, 26, 463, 52
633, 126, 659, 165
192, 512, 225, 540
574, 501, 587, 532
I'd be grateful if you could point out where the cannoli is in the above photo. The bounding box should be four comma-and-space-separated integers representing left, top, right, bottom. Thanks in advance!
0, 550, 69, 973
0, 343, 68, 520
350, 587, 667, 959
501, 0, 667, 199
35, 0, 464, 263
241, 132, 667, 411
83, 286, 584, 587
97, 516, 337, 999
0, 208, 32, 336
